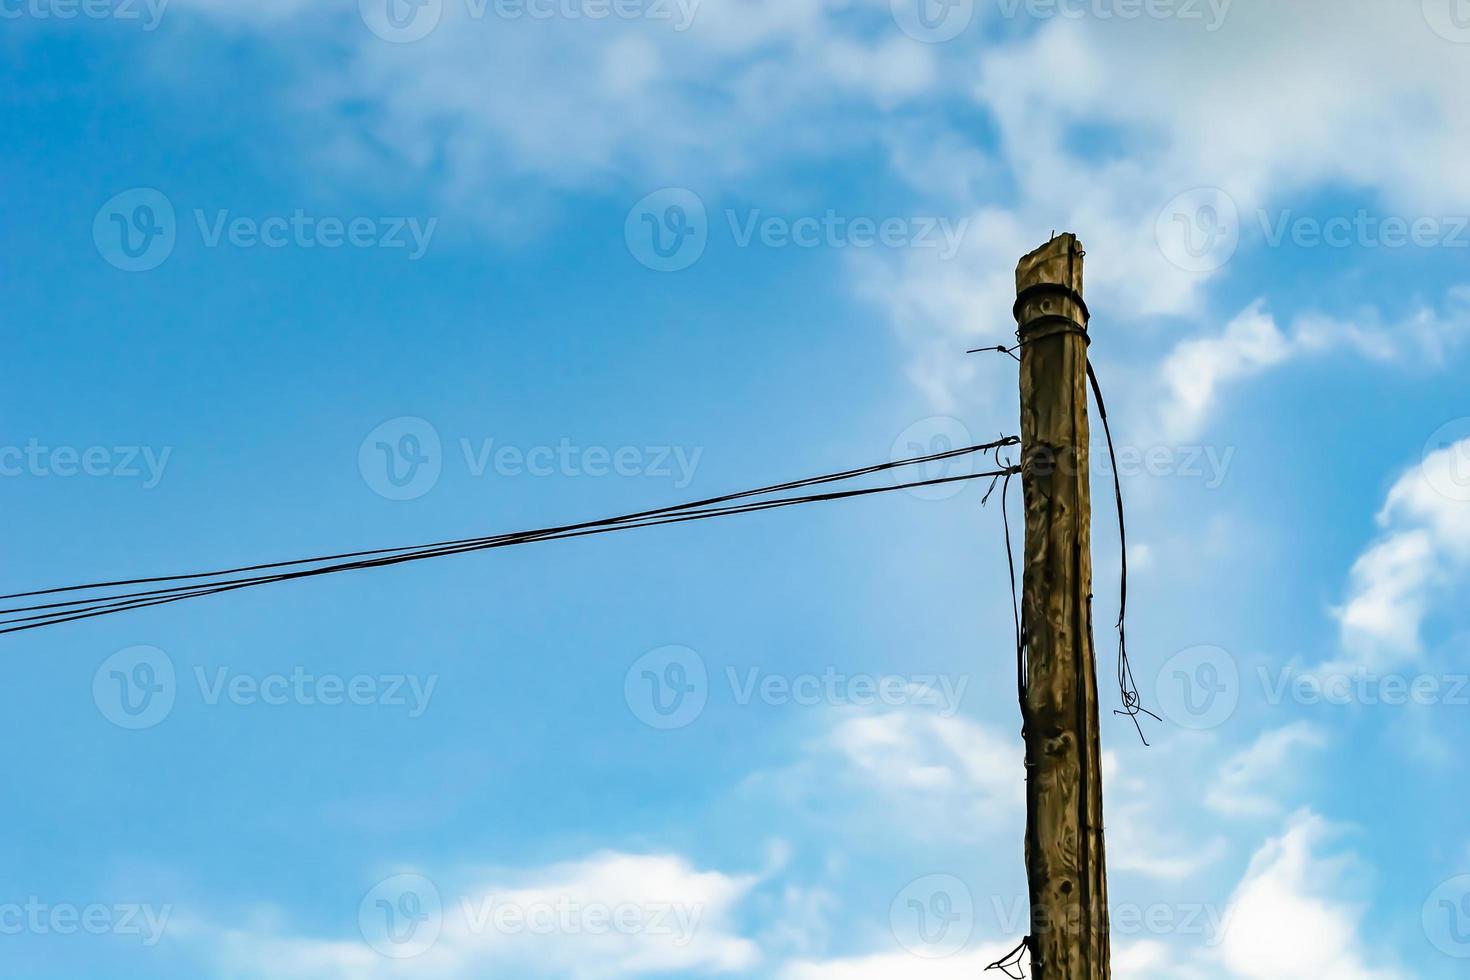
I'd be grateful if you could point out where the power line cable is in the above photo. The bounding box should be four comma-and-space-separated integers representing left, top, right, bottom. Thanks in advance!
0, 439, 1019, 636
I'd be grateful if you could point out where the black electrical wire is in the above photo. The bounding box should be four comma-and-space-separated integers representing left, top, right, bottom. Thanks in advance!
0, 439, 1019, 636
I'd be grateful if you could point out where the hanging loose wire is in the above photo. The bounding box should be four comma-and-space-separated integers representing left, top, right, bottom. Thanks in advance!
1086, 361, 1160, 745
0, 437, 1020, 636
971, 340, 1157, 744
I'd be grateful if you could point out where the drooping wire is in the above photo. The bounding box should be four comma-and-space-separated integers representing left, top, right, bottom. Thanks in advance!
970, 340, 1157, 744
0, 438, 1020, 636
981, 446, 1026, 707
1086, 361, 1160, 745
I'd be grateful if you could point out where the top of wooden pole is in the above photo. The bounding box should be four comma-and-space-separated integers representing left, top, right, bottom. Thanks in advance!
1013, 233, 1088, 339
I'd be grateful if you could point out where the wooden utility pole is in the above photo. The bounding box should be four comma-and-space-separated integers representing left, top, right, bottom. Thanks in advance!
1015, 233, 1110, 979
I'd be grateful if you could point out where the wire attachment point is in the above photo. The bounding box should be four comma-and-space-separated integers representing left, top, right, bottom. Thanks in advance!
985, 935, 1030, 979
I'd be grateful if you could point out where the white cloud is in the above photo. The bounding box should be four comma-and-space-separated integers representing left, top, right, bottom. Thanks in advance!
1153, 292, 1469, 443
868, 5, 1470, 408
192, 851, 760, 979
1104, 751, 1227, 881
164, 0, 952, 229
1217, 810, 1401, 980
1205, 723, 1328, 819
1335, 433, 1470, 669
824, 706, 1024, 834
1157, 301, 1292, 442
139, 3, 1470, 416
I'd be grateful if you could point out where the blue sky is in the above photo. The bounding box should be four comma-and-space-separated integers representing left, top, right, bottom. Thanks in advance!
3, 1, 1470, 977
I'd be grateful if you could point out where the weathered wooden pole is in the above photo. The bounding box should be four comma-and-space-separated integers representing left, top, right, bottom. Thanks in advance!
1014, 233, 1110, 979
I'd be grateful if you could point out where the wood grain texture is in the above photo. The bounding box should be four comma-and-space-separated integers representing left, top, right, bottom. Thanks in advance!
1016, 234, 1110, 980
